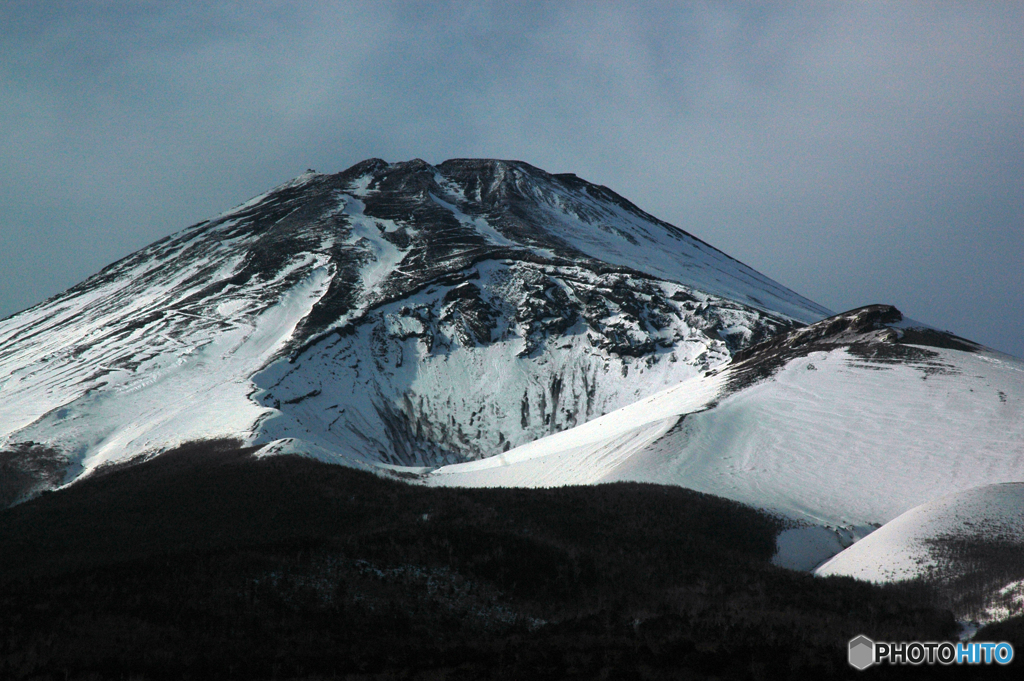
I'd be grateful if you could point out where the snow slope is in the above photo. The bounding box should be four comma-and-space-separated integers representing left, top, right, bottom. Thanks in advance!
816, 483, 1024, 582
816, 484, 1024, 623
424, 307, 1024, 567
250, 261, 780, 466
6, 263, 333, 477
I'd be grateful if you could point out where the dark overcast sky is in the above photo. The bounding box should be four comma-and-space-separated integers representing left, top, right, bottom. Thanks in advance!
2, 2, 1022, 357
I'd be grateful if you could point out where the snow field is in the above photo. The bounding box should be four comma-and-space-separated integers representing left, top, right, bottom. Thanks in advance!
425, 346, 1024, 569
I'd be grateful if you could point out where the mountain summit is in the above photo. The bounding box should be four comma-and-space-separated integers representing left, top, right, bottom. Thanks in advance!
0, 158, 827, 501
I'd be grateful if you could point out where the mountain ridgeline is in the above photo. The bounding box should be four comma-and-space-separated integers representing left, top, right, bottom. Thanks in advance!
0, 158, 828, 499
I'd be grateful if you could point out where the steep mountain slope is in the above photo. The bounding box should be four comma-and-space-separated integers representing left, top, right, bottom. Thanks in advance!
0, 158, 825, 501
424, 306, 1024, 568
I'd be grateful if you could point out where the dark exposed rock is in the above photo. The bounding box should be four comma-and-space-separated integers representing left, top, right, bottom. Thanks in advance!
727, 305, 978, 393
0, 443, 69, 508
441, 282, 500, 347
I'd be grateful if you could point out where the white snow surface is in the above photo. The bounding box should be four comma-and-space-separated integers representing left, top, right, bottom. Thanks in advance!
0, 258, 333, 477
249, 260, 751, 466
772, 526, 857, 572
425, 367, 725, 486
524, 180, 828, 324
816, 483, 1024, 583
425, 346, 1024, 566
447, 159, 829, 325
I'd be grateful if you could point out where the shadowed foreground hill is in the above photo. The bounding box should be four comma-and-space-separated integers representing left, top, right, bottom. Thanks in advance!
0, 440, 996, 680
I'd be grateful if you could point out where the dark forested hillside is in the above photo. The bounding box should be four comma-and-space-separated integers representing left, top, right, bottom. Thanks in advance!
0, 441, 1000, 680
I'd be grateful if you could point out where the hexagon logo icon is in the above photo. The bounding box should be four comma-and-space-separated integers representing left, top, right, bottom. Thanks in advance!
849, 635, 875, 670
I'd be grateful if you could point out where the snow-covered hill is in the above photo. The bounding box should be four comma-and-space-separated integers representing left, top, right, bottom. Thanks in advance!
816, 483, 1024, 623
816, 483, 1024, 582
424, 306, 1024, 569
0, 158, 825, 503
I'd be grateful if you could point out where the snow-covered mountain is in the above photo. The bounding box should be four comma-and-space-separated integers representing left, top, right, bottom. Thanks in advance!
0, 158, 826, 504
3, 157, 1023, 625
424, 305, 1024, 571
